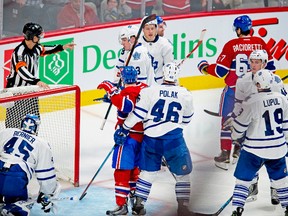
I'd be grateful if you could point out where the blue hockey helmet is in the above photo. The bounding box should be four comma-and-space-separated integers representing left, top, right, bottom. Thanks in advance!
120, 66, 138, 84
156, 16, 164, 25
233, 15, 252, 32
21, 114, 40, 135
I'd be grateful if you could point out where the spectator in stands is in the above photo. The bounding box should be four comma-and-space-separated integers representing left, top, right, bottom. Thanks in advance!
126, 0, 156, 19
57, 0, 100, 29
102, 0, 120, 22
162, 0, 190, 15
118, 0, 132, 20
151, 0, 164, 16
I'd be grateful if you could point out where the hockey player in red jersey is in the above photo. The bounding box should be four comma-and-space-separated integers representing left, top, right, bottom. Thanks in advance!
197, 15, 275, 170
97, 66, 147, 215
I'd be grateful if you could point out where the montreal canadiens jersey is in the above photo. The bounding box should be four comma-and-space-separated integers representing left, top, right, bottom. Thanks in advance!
0, 128, 57, 195
206, 36, 275, 88
233, 72, 287, 116
123, 84, 194, 138
232, 91, 288, 159
111, 82, 147, 142
139, 35, 174, 84
114, 43, 155, 86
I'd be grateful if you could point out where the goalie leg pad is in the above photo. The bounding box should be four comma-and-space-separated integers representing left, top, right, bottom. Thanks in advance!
1, 199, 33, 216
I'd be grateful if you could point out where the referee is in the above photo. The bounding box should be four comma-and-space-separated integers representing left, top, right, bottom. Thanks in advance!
5, 22, 76, 128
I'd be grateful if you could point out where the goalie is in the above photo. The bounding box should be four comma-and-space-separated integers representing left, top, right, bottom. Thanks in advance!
0, 114, 61, 215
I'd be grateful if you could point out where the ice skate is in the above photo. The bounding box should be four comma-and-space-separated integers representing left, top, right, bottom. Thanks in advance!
106, 204, 128, 215
231, 207, 244, 216
232, 144, 241, 164
246, 182, 258, 202
177, 200, 195, 216
214, 150, 230, 170
270, 187, 280, 205
132, 197, 146, 215
285, 206, 288, 216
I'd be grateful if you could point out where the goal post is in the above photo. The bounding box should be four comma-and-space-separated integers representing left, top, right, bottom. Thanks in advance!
0, 85, 81, 187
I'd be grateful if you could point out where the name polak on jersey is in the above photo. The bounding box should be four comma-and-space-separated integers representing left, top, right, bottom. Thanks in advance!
263, 98, 280, 107
160, 90, 178, 98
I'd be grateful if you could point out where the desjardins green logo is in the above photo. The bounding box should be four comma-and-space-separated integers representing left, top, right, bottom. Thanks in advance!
39, 38, 74, 85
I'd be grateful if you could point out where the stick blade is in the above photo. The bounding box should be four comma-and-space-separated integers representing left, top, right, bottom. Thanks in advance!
79, 192, 87, 201
199, 29, 207, 42
203, 109, 221, 117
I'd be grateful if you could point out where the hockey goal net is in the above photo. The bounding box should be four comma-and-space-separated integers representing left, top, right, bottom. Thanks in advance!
0, 85, 80, 187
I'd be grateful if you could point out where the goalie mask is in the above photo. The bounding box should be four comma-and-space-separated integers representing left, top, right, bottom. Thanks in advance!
233, 15, 252, 32
120, 66, 138, 84
21, 114, 40, 135
253, 69, 273, 90
23, 22, 44, 40
118, 25, 138, 45
249, 50, 268, 64
163, 62, 180, 83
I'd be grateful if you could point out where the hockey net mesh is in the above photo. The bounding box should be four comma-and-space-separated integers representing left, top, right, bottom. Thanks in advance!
0, 85, 80, 187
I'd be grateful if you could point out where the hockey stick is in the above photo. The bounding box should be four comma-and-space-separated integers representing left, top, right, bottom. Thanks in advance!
79, 145, 115, 200
177, 29, 207, 67
192, 195, 233, 216
161, 157, 176, 181
203, 109, 221, 117
282, 75, 288, 81
100, 14, 157, 130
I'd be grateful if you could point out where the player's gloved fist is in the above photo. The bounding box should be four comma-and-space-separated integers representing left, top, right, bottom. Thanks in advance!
114, 126, 129, 145
97, 80, 118, 97
197, 60, 209, 75
223, 112, 236, 131
37, 192, 53, 213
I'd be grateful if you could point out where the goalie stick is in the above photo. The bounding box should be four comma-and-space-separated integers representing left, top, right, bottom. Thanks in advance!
203, 75, 288, 118
177, 29, 207, 67
79, 145, 115, 200
100, 14, 157, 130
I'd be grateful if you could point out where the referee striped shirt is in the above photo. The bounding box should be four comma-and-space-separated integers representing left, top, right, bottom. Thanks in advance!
6, 40, 64, 88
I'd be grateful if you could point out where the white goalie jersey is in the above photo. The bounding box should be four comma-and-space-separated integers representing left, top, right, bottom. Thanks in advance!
114, 44, 155, 86
123, 84, 194, 138
232, 91, 288, 159
139, 35, 174, 84
233, 72, 287, 116
0, 128, 57, 195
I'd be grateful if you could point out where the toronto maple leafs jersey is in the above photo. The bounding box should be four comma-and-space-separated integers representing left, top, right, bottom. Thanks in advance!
232, 91, 288, 159
139, 35, 174, 84
114, 43, 155, 86
233, 72, 287, 116
0, 128, 57, 195
123, 84, 194, 138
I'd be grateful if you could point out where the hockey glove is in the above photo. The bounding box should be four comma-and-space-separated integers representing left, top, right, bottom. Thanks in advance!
37, 192, 54, 213
114, 126, 129, 145
97, 80, 119, 97
197, 60, 209, 75
223, 112, 237, 131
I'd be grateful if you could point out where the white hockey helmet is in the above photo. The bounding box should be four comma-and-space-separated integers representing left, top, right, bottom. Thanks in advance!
118, 25, 138, 44
249, 49, 268, 64
163, 62, 180, 82
253, 69, 273, 89
141, 16, 158, 27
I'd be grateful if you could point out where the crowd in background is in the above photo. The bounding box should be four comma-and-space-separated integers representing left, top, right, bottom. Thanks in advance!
2, 0, 287, 38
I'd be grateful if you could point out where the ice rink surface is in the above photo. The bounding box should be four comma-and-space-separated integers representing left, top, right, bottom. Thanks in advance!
31, 86, 288, 216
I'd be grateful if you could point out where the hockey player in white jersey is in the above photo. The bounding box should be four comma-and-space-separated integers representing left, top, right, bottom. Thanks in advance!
114, 62, 195, 216
230, 69, 288, 216
114, 25, 155, 86
0, 114, 60, 216
224, 49, 287, 204
138, 17, 174, 84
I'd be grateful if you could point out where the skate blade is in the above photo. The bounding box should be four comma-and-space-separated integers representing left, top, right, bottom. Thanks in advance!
246, 195, 257, 202
232, 157, 239, 164
214, 162, 229, 170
